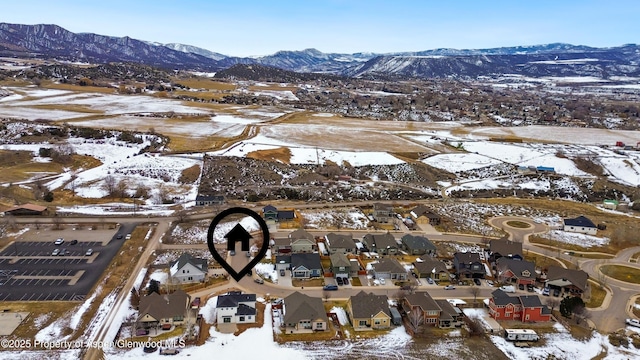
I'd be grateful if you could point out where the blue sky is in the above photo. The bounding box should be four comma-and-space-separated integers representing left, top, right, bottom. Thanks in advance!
2, 0, 638, 56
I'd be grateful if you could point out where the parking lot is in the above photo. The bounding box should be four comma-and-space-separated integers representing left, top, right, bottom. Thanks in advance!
0, 222, 137, 301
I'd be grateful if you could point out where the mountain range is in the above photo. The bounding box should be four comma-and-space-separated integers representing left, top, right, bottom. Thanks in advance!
1, 22, 639, 80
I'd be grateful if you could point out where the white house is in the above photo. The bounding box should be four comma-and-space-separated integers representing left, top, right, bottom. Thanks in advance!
216, 292, 257, 324
169, 253, 208, 284
563, 215, 597, 235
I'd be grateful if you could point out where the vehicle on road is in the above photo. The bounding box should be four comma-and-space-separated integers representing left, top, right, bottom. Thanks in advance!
69, 239, 78, 245
626, 318, 640, 328
51, 249, 60, 256
473, 278, 481, 286
254, 278, 264, 284
116, 234, 123, 240
444, 285, 456, 290
323, 284, 338, 291
125, 234, 132, 240
500, 285, 516, 293
85, 248, 93, 256
54, 238, 64, 245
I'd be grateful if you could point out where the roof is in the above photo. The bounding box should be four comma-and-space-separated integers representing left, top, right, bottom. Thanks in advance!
413, 258, 448, 274
291, 253, 322, 271
363, 233, 398, 249
5, 203, 47, 212
410, 205, 440, 219
263, 205, 278, 213
169, 253, 208, 276
372, 257, 406, 274
273, 238, 291, 247
289, 229, 314, 241
284, 292, 328, 324
489, 239, 523, 258
373, 202, 393, 211
216, 293, 257, 308
435, 299, 458, 321
546, 266, 589, 291
496, 258, 536, 279
329, 252, 351, 268
236, 303, 257, 316
275, 255, 291, 264
401, 234, 436, 252
277, 210, 296, 220
563, 215, 596, 228
349, 291, 390, 319
404, 292, 441, 312
490, 289, 519, 306
325, 233, 355, 250
519, 295, 544, 308
453, 252, 482, 264
137, 289, 189, 322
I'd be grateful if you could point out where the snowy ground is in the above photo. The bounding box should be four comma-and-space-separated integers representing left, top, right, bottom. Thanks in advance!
537, 230, 610, 248
255, 263, 278, 283
300, 208, 369, 229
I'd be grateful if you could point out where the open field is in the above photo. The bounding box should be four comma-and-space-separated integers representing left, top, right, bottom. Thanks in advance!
600, 265, 640, 284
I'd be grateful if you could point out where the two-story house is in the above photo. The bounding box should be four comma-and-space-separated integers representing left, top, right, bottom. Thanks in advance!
362, 233, 399, 255
289, 229, 316, 253
495, 258, 537, 286
402, 292, 441, 327
413, 257, 449, 281
283, 292, 329, 334
137, 289, 191, 330
216, 292, 257, 324
488, 238, 523, 264
169, 253, 208, 284
329, 252, 351, 278
453, 252, 485, 279
372, 203, 394, 223
545, 266, 589, 297
409, 205, 441, 225
488, 289, 551, 322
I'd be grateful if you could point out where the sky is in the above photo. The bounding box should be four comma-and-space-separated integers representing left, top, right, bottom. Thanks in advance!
1, 0, 638, 57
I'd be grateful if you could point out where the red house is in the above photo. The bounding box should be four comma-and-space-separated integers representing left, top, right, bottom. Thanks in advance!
488, 289, 551, 322
495, 258, 536, 286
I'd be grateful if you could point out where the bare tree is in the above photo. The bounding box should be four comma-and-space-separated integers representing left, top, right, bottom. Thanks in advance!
52, 216, 63, 230
465, 316, 484, 336
546, 298, 560, 312
408, 307, 425, 333
469, 286, 481, 304
175, 209, 188, 223
116, 179, 128, 199
102, 175, 117, 197
323, 291, 332, 302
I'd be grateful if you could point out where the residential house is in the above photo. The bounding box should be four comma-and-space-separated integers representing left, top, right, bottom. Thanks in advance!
453, 252, 485, 279
410, 205, 441, 225
495, 258, 536, 286
435, 299, 463, 328
400, 234, 437, 255
488, 289, 551, 322
277, 209, 296, 222
545, 266, 589, 296
262, 205, 279, 221
347, 291, 391, 331
488, 238, 523, 263
272, 238, 292, 254
216, 292, 257, 324
329, 252, 351, 278
325, 233, 356, 254
275, 255, 291, 271
289, 229, 316, 253
3, 203, 48, 216
372, 203, 394, 223
362, 233, 399, 255
137, 289, 190, 329
563, 215, 597, 235
169, 253, 208, 284
194, 194, 224, 206
283, 292, 329, 334
371, 258, 408, 281
291, 253, 323, 278
413, 257, 449, 281
402, 292, 441, 327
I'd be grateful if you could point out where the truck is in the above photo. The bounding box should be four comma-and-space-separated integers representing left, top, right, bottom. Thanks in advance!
504, 329, 539, 342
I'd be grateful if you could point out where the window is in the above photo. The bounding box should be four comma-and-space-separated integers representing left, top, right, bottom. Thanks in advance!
359, 320, 368, 327
525, 314, 530, 321
374, 320, 381, 325
239, 316, 245, 321
223, 317, 231, 323
505, 312, 511, 318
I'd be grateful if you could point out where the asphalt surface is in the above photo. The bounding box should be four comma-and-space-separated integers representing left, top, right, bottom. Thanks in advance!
0, 223, 137, 301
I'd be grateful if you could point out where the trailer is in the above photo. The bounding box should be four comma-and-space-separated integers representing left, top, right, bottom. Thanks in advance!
505, 329, 539, 342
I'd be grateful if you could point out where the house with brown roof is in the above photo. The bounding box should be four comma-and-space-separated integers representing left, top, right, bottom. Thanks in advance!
402, 292, 441, 327
488, 238, 523, 263
362, 233, 399, 255
495, 258, 536, 286
137, 289, 191, 329
435, 299, 463, 328
289, 229, 316, 253
347, 291, 391, 331
410, 205, 441, 225
453, 252, 485, 279
371, 258, 408, 281
283, 292, 329, 334
413, 257, 449, 281
3, 203, 48, 216
272, 238, 292, 254
545, 266, 589, 296
325, 233, 356, 254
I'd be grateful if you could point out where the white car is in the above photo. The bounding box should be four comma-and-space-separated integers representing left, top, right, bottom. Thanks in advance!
54, 238, 64, 245
85, 249, 94, 256
626, 318, 640, 328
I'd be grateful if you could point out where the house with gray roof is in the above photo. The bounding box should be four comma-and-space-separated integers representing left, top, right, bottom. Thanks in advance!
329, 252, 351, 278
273, 238, 292, 254
413, 257, 449, 281
371, 258, 407, 281
545, 266, 589, 296
283, 292, 328, 334
216, 292, 257, 324
453, 252, 485, 279
400, 234, 437, 255
372, 203, 394, 223
435, 299, 463, 328
169, 253, 208, 284
289, 229, 316, 253
291, 253, 323, 278
347, 291, 391, 331
362, 233, 399, 255
410, 205, 441, 225
496, 258, 536, 286
489, 239, 523, 263
325, 233, 356, 254
137, 289, 190, 329
195, 194, 224, 206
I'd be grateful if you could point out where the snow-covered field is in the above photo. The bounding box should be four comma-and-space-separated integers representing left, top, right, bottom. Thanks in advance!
537, 230, 610, 248
300, 208, 369, 229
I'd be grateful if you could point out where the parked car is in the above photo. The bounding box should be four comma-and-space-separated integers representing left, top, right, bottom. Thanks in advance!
280, 269, 285, 276
427, 277, 434, 284
116, 234, 123, 240
191, 297, 201, 308
553, 288, 561, 297
161, 323, 172, 330
246, 251, 251, 257
69, 239, 78, 245
542, 287, 550, 296
85, 248, 94, 256
518, 283, 525, 290
336, 277, 344, 286
59, 248, 67, 256
254, 278, 264, 284
500, 285, 516, 293
125, 234, 132, 240
444, 285, 456, 290
526, 284, 534, 292
473, 278, 481, 286
159, 348, 180, 355
342, 277, 349, 285
323, 284, 338, 291
486, 280, 494, 286
626, 318, 640, 328
378, 278, 386, 285
51, 249, 60, 256
136, 328, 149, 336
54, 238, 64, 245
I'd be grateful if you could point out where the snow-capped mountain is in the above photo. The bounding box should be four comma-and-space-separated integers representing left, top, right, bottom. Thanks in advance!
161, 43, 227, 61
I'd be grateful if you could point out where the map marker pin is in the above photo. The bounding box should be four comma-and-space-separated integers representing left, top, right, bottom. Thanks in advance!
207, 207, 270, 282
